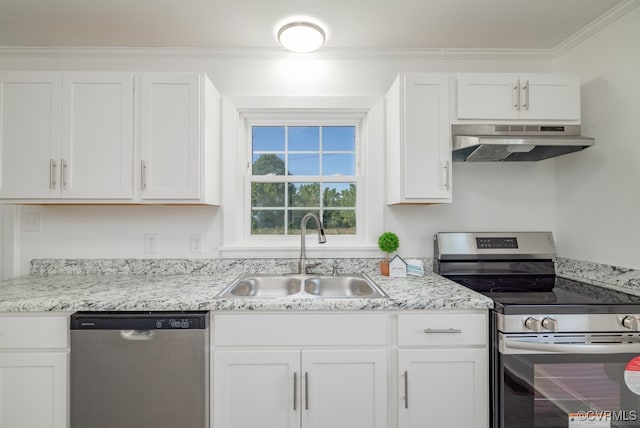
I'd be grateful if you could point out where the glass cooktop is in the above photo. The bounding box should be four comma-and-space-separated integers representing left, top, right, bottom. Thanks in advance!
447, 275, 640, 315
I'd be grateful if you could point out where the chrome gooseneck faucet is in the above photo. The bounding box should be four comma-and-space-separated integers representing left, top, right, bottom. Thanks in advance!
298, 212, 327, 274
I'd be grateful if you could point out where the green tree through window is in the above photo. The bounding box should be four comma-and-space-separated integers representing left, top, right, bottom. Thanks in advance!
250, 125, 357, 236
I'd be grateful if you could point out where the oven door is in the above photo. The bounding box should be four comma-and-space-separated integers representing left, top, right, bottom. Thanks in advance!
497, 333, 640, 428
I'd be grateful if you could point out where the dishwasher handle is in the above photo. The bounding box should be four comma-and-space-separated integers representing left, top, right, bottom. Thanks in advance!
119, 330, 155, 341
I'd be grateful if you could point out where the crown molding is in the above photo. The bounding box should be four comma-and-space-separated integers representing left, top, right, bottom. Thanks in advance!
0, 45, 554, 62
553, 0, 639, 57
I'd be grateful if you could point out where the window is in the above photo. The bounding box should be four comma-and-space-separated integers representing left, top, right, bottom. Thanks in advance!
221, 98, 384, 258
250, 124, 359, 236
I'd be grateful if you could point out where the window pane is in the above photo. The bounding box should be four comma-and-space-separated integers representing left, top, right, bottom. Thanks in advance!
288, 153, 320, 175
252, 154, 286, 175
323, 183, 356, 208
322, 153, 355, 175
289, 183, 320, 207
253, 126, 285, 152
289, 126, 319, 151
252, 183, 285, 207
252, 210, 285, 235
323, 210, 356, 235
288, 210, 321, 235
323, 126, 355, 151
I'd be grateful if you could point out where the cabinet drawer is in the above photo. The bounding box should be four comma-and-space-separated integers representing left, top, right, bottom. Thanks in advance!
214, 313, 388, 347
398, 312, 487, 347
0, 313, 69, 349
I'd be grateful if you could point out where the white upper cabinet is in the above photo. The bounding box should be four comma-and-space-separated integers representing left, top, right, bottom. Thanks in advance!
139, 73, 219, 203
386, 73, 452, 205
0, 72, 134, 200
62, 73, 134, 199
0, 71, 220, 204
0, 72, 62, 199
456, 73, 581, 122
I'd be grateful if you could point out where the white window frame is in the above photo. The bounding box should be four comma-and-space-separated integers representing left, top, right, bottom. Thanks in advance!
220, 96, 384, 259
246, 117, 362, 240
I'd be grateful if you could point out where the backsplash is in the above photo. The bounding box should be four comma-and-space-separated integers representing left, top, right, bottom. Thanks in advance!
30, 258, 434, 276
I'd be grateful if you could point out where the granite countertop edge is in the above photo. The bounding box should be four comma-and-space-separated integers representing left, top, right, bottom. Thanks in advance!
0, 270, 493, 312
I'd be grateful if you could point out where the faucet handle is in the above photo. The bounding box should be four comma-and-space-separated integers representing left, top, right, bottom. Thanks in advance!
305, 262, 321, 274
332, 262, 339, 276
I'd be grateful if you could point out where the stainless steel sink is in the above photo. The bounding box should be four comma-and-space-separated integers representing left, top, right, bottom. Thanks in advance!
223, 275, 301, 298
216, 273, 387, 299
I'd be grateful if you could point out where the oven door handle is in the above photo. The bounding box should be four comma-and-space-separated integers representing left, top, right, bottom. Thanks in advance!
503, 338, 640, 354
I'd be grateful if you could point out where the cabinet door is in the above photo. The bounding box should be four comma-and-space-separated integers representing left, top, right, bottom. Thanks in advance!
519, 74, 580, 121
302, 349, 387, 428
0, 72, 62, 199
404, 73, 451, 202
387, 73, 451, 204
61, 73, 134, 199
139, 73, 201, 200
398, 348, 488, 428
0, 352, 68, 428
457, 73, 520, 120
214, 350, 301, 428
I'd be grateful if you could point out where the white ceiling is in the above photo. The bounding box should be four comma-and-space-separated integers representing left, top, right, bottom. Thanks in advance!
0, 0, 627, 50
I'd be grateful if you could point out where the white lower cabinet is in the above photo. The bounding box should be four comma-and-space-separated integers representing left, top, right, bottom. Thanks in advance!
0, 313, 70, 428
398, 349, 488, 428
396, 312, 489, 428
213, 313, 389, 428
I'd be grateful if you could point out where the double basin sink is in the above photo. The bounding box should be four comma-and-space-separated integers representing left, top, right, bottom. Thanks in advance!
216, 273, 388, 299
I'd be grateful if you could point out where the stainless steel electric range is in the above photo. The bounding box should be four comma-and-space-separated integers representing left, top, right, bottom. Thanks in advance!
434, 232, 640, 428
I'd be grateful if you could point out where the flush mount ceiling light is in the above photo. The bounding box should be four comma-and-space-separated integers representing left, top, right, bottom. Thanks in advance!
277, 21, 326, 53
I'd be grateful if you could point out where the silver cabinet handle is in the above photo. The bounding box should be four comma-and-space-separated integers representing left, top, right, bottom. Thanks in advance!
424, 328, 462, 334
521, 80, 529, 110
403, 370, 409, 409
304, 372, 309, 410
141, 160, 147, 190
442, 161, 450, 190
61, 159, 68, 189
512, 80, 520, 109
503, 338, 640, 354
293, 372, 298, 411
50, 159, 58, 189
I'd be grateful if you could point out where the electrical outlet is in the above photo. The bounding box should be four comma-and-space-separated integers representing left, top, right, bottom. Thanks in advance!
21, 211, 42, 232
191, 234, 203, 254
144, 233, 159, 254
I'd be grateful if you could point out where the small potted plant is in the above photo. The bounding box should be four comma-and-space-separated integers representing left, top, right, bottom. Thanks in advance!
378, 232, 399, 276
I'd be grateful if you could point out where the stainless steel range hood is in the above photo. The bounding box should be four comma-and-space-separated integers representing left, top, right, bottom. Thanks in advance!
452, 124, 594, 162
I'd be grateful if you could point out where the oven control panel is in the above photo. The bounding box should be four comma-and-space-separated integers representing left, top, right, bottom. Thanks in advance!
476, 237, 519, 249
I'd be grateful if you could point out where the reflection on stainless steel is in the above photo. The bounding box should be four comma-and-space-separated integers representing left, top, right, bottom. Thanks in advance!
216, 273, 388, 299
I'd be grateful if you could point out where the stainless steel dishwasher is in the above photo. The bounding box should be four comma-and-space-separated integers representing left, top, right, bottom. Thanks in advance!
70, 311, 209, 428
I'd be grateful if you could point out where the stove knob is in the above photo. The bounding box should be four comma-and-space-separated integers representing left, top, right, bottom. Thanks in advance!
622, 316, 640, 331
542, 317, 558, 332
524, 317, 542, 333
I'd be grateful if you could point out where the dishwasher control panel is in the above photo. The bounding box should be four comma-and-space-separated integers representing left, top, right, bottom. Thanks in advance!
70, 311, 209, 330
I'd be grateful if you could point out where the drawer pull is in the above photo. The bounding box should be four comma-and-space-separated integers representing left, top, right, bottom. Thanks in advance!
424, 328, 462, 334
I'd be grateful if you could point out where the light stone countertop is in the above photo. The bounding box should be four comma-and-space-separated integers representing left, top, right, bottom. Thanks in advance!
4, 257, 636, 313
0, 259, 493, 312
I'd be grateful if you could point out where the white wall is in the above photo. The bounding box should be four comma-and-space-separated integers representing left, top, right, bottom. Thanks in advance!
1, 51, 559, 275
553, 7, 640, 269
